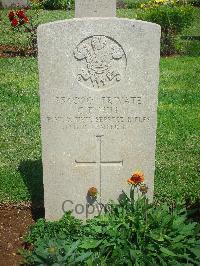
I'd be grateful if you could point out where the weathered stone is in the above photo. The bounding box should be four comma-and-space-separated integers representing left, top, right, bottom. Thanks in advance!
38, 17, 160, 220
1, 0, 28, 8
75, 0, 116, 18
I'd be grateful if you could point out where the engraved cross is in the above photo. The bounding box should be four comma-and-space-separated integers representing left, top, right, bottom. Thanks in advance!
75, 135, 123, 199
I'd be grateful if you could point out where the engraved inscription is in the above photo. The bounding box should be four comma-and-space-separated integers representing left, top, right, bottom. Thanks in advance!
75, 135, 123, 201
45, 95, 151, 131
73, 35, 127, 90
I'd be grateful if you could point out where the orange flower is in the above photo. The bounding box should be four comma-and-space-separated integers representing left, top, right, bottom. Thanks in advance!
127, 171, 144, 185
88, 187, 98, 197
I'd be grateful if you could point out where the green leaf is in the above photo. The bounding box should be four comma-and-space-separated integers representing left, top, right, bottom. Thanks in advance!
180, 223, 197, 236
65, 241, 80, 258
150, 231, 165, 242
172, 234, 186, 242
160, 247, 177, 257
173, 216, 185, 228
129, 249, 137, 260
80, 239, 103, 249
74, 252, 92, 263
188, 247, 200, 258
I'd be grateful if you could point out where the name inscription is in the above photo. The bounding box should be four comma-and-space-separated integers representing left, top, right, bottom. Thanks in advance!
45, 96, 151, 130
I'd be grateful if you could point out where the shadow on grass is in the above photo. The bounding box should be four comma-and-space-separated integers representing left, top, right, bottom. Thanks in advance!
19, 159, 45, 220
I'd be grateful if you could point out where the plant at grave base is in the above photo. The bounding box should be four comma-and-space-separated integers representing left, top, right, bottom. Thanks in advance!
8, 8, 38, 56
22, 172, 200, 265
137, 5, 194, 55
23, 211, 83, 245
21, 239, 93, 265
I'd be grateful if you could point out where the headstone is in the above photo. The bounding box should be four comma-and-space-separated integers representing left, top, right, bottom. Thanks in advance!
1, 0, 28, 8
38, 0, 161, 220
75, 0, 116, 18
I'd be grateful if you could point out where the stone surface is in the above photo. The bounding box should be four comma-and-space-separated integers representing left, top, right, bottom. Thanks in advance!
75, 0, 116, 18
1, 0, 28, 8
38, 18, 160, 220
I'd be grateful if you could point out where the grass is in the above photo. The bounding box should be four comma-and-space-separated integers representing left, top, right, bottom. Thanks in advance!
155, 56, 200, 204
0, 56, 199, 205
0, 58, 41, 203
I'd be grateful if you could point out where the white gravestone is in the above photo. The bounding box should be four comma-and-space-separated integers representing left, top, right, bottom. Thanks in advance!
38, 0, 161, 220
1, 0, 28, 8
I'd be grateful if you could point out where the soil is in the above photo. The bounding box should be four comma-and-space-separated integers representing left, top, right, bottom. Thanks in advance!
0, 203, 43, 266
0, 45, 36, 58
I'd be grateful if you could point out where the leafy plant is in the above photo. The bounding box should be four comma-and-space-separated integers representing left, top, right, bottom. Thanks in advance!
123, 0, 147, 8
22, 173, 200, 265
7, 8, 38, 55
22, 239, 93, 265
29, 0, 44, 10
137, 5, 194, 55
188, 0, 200, 6
43, 0, 74, 10
25, 212, 82, 244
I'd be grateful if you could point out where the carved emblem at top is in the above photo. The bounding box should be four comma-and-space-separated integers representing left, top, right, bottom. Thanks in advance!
73, 35, 127, 90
